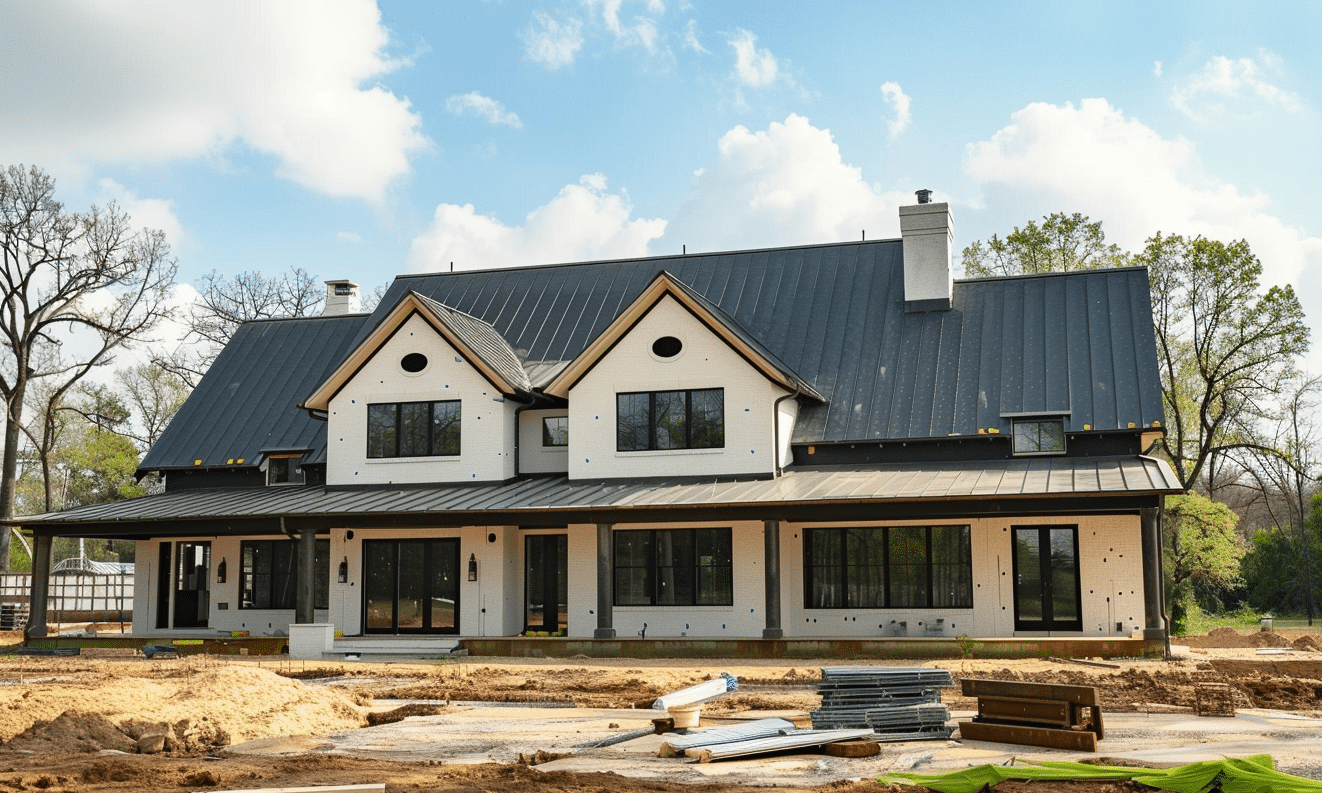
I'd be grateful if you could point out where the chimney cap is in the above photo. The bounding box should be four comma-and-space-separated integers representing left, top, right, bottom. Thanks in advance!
915, 189, 933, 204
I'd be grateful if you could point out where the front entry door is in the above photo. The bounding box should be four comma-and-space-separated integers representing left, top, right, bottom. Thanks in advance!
363, 539, 460, 634
525, 534, 567, 633
172, 542, 211, 629
1012, 526, 1082, 632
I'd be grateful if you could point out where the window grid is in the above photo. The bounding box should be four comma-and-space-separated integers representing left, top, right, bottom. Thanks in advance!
367, 400, 461, 458
613, 528, 733, 606
804, 526, 972, 609
240, 540, 329, 610
617, 388, 724, 451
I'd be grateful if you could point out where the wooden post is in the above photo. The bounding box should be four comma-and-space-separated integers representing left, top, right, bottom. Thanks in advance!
296, 526, 316, 625
25, 534, 52, 639
762, 519, 783, 639
594, 523, 615, 638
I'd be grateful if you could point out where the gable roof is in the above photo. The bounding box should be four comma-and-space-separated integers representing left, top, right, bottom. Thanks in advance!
543, 270, 824, 400
361, 241, 1164, 442
141, 237, 1167, 475
302, 291, 533, 413
139, 313, 369, 473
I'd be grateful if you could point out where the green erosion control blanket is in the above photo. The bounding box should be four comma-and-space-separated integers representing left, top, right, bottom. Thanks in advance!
882, 754, 1322, 793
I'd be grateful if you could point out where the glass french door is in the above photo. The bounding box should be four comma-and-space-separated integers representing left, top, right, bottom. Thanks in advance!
363, 538, 460, 634
162, 541, 210, 629
525, 534, 568, 633
1012, 526, 1082, 632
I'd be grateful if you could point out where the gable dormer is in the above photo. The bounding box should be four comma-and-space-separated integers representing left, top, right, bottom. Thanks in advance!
545, 272, 821, 480
302, 292, 531, 486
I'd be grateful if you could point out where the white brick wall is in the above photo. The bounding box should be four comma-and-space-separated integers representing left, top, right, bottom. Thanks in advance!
326, 313, 517, 485
568, 295, 791, 480
519, 409, 570, 474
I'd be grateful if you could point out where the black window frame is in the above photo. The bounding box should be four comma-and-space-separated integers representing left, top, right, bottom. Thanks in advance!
266, 455, 305, 486
542, 415, 569, 447
1011, 418, 1067, 456
240, 539, 329, 610
616, 388, 724, 452
367, 400, 461, 458
803, 525, 972, 609
613, 528, 733, 606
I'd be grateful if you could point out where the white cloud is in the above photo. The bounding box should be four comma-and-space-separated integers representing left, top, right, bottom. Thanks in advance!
1153, 60, 1163, 77
964, 97, 1322, 295
523, 11, 585, 69
408, 174, 666, 272
337, 231, 363, 244
0, 0, 426, 202
729, 29, 779, 88
445, 92, 523, 128
1171, 52, 1304, 121
880, 81, 912, 139
683, 19, 707, 53
95, 179, 188, 252
661, 114, 910, 252
589, 0, 662, 52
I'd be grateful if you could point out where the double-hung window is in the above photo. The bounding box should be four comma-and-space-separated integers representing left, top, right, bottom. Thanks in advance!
240, 539, 329, 610
617, 388, 724, 451
804, 526, 972, 609
367, 400, 461, 458
613, 528, 733, 606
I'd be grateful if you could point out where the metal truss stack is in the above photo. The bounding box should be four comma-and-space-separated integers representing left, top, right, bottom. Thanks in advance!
811, 667, 954, 741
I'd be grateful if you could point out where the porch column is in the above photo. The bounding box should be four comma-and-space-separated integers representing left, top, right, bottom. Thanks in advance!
594, 523, 615, 638
1140, 507, 1167, 641
762, 520, 783, 639
25, 534, 52, 639
296, 527, 316, 625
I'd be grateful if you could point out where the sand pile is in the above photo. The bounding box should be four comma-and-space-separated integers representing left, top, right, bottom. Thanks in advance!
0, 663, 367, 752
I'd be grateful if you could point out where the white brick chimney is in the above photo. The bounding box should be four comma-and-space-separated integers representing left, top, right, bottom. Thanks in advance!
323, 279, 361, 316
898, 190, 954, 310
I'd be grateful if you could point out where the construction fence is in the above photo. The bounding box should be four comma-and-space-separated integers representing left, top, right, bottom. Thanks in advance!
0, 573, 134, 632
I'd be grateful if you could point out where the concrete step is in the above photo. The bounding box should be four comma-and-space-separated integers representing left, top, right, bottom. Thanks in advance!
329, 636, 463, 659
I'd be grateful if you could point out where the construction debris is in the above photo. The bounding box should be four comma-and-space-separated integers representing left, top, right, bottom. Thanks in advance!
687, 728, 875, 763
652, 673, 738, 711
812, 666, 953, 741
657, 717, 795, 757
1194, 682, 1238, 717
958, 678, 1104, 752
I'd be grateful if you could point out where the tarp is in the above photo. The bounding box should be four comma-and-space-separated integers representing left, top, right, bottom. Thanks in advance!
882, 754, 1322, 793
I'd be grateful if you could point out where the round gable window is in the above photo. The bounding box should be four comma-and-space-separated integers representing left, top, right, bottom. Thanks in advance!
651, 336, 683, 359
400, 352, 429, 373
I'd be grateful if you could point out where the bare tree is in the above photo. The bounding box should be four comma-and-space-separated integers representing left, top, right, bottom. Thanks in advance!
0, 165, 177, 569
154, 267, 323, 387
113, 361, 190, 449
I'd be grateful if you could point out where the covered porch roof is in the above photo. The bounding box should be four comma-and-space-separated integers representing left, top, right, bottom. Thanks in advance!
11, 456, 1182, 539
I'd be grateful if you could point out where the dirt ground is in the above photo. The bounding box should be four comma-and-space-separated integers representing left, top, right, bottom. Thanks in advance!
0, 628, 1320, 792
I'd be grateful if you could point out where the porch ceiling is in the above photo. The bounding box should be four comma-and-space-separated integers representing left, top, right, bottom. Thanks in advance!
13, 455, 1181, 538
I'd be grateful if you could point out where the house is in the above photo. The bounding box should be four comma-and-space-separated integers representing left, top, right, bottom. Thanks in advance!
17, 196, 1181, 655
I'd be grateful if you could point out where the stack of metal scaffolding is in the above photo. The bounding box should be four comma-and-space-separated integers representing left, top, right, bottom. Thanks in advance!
812, 667, 953, 740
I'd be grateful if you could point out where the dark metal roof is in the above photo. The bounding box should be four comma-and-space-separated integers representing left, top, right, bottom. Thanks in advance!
142, 239, 1165, 472
26, 456, 1181, 533
413, 293, 532, 394
361, 243, 1163, 443
663, 272, 825, 401
139, 313, 369, 472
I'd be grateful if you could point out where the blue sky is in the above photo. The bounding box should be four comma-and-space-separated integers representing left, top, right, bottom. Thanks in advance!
2, 1, 1321, 367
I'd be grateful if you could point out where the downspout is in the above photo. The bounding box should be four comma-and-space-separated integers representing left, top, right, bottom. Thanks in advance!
772, 388, 801, 477
1157, 493, 1171, 661
510, 393, 543, 479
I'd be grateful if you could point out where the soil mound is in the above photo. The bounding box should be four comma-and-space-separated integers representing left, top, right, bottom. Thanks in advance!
1183, 627, 1293, 648
3, 711, 136, 755
1293, 634, 1322, 651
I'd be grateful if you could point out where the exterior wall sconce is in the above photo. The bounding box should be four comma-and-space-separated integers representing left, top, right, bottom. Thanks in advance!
468, 553, 478, 581
338, 557, 349, 583
216, 558, 227, 584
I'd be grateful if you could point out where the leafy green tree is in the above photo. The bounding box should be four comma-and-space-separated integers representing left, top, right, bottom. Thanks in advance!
1241, 492, 1322, 615
961, 212, 1128, 278
1164, 492, 1245, 633
1142, 234, 1311, 491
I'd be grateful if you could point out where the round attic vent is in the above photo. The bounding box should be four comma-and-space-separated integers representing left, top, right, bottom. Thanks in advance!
652, 336, 683, 359
401, 352, 428, 373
